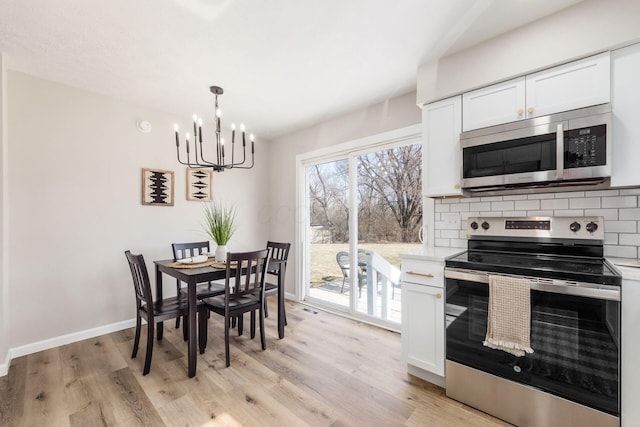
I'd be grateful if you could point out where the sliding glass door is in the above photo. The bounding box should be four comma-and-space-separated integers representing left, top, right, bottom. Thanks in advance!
302, 135, 422, 328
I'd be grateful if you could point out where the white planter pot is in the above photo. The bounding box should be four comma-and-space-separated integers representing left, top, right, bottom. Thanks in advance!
215, 245, 228, 263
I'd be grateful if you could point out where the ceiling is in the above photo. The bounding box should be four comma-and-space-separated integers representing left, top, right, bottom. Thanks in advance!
0, 0, 583, 140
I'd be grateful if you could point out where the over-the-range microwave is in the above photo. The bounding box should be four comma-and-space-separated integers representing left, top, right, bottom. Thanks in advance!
460, 104, 611, 195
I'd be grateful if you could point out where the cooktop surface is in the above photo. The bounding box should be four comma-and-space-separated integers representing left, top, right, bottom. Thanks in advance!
445, 250, 621, 286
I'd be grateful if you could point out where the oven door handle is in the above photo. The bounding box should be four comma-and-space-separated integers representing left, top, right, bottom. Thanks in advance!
445, 268, 620, 301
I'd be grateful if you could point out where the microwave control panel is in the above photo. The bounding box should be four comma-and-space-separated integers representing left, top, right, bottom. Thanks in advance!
564, 124, 606, 168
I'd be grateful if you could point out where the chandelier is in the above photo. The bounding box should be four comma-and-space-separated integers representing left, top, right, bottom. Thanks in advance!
174, 86, 254, 172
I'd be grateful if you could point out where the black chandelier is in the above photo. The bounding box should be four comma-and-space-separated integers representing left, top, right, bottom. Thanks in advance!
174, 85, 254, 172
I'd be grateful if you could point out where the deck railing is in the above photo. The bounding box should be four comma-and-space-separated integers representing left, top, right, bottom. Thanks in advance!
359, 249, 401, 320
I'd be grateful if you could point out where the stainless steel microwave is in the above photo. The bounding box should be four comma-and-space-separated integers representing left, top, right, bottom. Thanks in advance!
460, 104, 611, 195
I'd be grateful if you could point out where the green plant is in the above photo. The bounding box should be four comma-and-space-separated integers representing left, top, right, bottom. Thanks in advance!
202, 200, 237, 245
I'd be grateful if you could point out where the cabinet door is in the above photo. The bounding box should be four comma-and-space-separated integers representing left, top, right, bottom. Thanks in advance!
401, 282, 445, 376
422, 96, 462, 197
622, 278, 640, 426
611, 43, 640, 188
525, 52, 610, 118
462, 77, 525, 131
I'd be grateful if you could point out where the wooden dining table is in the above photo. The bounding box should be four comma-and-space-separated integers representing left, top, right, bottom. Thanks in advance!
154, 257, 286, 377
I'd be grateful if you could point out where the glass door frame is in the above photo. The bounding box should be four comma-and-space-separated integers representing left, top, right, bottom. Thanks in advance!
294, 124, 421, 330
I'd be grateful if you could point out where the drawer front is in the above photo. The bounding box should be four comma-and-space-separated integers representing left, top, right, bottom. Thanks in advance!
401, 259, 444, 288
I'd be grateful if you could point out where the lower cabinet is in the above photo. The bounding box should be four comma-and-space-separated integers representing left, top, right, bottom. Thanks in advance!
622, 277, 640, 426
401, 258, 445, 378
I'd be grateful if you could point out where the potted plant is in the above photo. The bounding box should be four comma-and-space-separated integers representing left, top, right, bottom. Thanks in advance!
202, 200, 237, 262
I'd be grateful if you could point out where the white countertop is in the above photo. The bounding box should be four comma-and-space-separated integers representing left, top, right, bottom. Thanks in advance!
400, 247, 465, 263
608, 257, 640, 281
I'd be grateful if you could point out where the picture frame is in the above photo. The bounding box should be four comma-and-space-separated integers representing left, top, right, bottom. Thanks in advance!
142, 168, 174, 206
186, 168, 213, 201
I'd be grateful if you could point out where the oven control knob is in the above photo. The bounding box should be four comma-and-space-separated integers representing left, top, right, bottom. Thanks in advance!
586, 222, 599, 233
481, 221, 490, 230
570, 221, 581, 232
470, 221, 479, 230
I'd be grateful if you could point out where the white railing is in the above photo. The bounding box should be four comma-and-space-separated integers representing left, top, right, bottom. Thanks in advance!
359, 249, 401, 320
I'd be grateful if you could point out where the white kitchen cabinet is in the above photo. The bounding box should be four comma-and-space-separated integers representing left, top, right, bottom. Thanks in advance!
461, 52, 610, 132
462, 77, 525, 132
525, 52, 610, 119
621, 276, 640, 426
611, 42, 640, 187
422, 96, 462, 197
401, 258, 445, 378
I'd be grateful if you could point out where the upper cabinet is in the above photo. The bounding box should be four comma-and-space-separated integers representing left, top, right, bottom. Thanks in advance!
463, 77, 525, 131
462, 52, 611, 132
611, 43, 640, 188
422, 96, 463, 198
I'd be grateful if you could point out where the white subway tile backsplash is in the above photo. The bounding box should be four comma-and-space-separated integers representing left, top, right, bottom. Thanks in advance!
469, 202, 491, 211
620, 234, 640, 246
527, 193, 555, 199
605, 221, 637, 233
515, 200, 540, 211
491, 201, 515, 211
554, 210, 584, 217
556, 191, 585, 198
601, 196, 638, 209
584, 209, 618, 220
541, 199, 568, 210
569, 198, 600, 209
619, 209, 640, 221
586, 189, 619, 197
605, 246, 637, 259
433, 188, 640, 256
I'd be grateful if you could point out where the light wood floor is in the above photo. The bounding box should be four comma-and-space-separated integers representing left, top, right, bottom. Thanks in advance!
0, 300, 511, 426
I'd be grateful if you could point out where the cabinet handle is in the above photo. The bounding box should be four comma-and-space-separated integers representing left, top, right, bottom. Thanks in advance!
436, 293, 442, 299
454, 183, 460, 189
528, 107, 534, 114
407, 271, 434, 278
517, 108, 523, 115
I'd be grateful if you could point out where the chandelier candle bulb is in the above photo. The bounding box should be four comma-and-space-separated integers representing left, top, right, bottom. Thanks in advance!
173, 85, 254, 171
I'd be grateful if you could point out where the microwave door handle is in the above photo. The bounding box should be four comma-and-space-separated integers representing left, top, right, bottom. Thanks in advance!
556, 123, 564, 180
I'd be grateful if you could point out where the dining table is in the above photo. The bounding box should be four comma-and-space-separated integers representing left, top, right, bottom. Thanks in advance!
154, 257, 286, 378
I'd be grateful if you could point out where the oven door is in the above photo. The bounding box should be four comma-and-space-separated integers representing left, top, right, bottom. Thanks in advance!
445, 269, 620, 416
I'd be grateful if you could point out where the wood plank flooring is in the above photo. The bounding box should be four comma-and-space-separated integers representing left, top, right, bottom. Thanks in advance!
0, 301, 511, 426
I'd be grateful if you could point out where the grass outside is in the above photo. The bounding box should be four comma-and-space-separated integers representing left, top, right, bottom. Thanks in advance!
310, 242, 422, 284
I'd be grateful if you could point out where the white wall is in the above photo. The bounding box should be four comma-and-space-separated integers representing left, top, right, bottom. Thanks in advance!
0, 54, 8, 371
268, 91, 421, 296
417, 0, 640, 104
4, 71, 269, 358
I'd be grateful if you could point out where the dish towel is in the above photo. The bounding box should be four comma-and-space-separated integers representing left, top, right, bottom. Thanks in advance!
483, 275, 534, 357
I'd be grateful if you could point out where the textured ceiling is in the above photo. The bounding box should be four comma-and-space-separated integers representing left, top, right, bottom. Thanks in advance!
0, 0, 582, 140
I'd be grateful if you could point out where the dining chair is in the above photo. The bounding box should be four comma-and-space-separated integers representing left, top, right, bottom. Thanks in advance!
124, 250, 207, 375
171, 241, 224, 328
264, 241, 291, 322
199, 248, 270, 367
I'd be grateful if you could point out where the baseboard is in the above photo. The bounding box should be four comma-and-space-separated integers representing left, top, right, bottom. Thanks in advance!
1, 318, 136, 377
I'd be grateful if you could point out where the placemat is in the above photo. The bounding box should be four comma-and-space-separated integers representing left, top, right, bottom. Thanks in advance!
167, 259, 241, 269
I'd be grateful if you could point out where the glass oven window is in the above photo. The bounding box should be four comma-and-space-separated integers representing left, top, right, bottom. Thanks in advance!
446, 278, 620, 416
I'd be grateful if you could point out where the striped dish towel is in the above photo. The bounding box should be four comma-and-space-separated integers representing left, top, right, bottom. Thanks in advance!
483, 275, 534, 357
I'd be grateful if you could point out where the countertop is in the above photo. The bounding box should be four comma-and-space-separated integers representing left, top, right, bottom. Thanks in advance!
608, 257, 640, 281
400, 247, 465, 263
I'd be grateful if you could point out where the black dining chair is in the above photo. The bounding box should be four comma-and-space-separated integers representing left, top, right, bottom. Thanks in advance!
199, 248, 270, 367
171, 241, 225, 328
124, 250, 207, 375
264, 241, 291, 322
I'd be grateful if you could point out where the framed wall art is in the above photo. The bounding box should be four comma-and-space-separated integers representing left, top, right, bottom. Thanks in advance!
142, 168, 174, 206
186, 168, 213, 201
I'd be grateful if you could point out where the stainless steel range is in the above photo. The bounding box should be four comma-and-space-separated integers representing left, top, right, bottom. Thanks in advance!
444, 216, 621, 427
